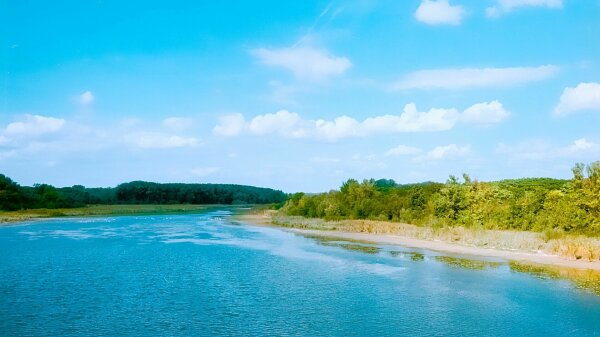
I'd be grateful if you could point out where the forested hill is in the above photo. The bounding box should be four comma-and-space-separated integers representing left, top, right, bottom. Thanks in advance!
0, 176, 287, 210
115, 181, 286, 205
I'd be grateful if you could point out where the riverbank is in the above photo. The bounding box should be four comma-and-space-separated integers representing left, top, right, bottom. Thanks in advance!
236, 212, 600, 271
0, 204, 215, 224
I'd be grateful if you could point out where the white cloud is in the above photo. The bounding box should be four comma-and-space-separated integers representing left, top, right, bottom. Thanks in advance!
214, 101, 508, 141
415, 0, 465, 26
189, 167, 220, 177
461, 100, 510, 124
4, 114, 66, 137
486, 0, 562, 17
163, 117, 193, 130
252, 46, 352, 81
391, 65, 558, 90
425, 144, 471, 160
76, 91, 94, 106
554, 82, 600, 116
213, 113, 246, 136
362, 103, 459, 133
124, 132, 201, 149
385, 145, 421, 156
214, 104, 458, 141
314, 116, 362, 140
248, 110, 307, 137
562, 138, 600, 155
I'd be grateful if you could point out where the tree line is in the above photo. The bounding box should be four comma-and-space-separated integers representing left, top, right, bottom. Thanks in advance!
282, 162, 600, 236
0, 177, 287, 210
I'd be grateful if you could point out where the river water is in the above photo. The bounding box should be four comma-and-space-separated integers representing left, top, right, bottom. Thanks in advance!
1, 209, 599, 336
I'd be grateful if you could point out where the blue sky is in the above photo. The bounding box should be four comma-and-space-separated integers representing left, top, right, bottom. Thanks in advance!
1, 0, 600, 192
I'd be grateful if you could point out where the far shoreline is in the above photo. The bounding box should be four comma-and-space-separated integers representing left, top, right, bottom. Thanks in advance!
236, 213, 600, 272
0, 204, 230, 225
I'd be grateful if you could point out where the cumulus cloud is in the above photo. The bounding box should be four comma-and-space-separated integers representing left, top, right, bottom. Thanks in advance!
562, 138, 600, 155
385, 145, 421, 157
214, 105, 457, 141
391, 65, 558, 90
163, 117, 193, 130
486, 0, 563, 17
0, 116, 118, 161
3, 114, 66, 137
314, 116, 363, 139
76, 91, 94, 106
213, 113, 246, 136
214, 101, 508, 141
554, 82, 600, 116
248, 110, 307, 137
361, 103, 459, 133
415, 0, 465, 26
124, 132, 201, 149
252, 46, 351, 81
461, 100, 510, 124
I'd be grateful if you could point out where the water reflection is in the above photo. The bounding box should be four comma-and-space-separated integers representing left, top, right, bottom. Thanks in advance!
390, 251, 425, 261
435, 256, 503, 270
510, 261, 600, 295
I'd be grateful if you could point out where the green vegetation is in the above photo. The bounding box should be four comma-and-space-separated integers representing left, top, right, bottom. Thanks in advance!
330, 243, 381, 254
389, 251, 425, 261
0, 204, 216, 223
0, 175, 287, 212
435, 256, 503, 270
282, 162, 600, 237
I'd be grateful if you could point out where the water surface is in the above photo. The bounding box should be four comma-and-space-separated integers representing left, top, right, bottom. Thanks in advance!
1, 210, 600, 336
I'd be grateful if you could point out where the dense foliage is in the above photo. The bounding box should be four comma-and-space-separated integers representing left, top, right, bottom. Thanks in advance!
115, 181, 286, 205
0, 175, 286, 210
282, 162, 600, 236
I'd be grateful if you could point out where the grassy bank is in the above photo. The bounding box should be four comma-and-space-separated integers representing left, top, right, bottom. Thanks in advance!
0, 204, 215, 223
266, 212, 600, 262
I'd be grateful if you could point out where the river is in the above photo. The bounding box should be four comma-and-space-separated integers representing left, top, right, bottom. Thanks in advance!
1, 209, 599, 336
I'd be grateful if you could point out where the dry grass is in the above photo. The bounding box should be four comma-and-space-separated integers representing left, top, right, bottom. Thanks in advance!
0, 204, 213, 224
270, 214, 600, 262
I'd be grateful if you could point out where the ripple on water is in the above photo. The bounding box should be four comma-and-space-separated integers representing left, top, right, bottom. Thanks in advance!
2, 211, 600, 336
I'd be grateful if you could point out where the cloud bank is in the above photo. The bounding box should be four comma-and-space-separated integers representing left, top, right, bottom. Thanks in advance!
213, 101, 510, 141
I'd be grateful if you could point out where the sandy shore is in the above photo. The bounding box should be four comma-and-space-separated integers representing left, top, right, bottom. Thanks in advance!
237, 213, 600, 271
